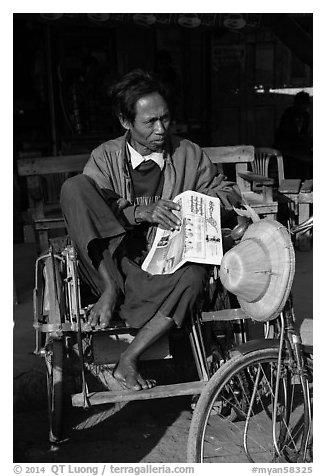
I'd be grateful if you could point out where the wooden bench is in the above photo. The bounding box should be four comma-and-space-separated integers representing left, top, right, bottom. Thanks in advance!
17, 154, 89, 251
17, 145, 278, 252
204, 145, 278, 219
278, 178, 313, 250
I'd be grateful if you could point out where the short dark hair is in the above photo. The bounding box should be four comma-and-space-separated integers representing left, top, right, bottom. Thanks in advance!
110, 69, 171, 123
294, 91, 310, 107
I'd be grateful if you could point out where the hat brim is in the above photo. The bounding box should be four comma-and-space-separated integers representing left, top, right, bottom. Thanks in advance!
224, 219, 295, 322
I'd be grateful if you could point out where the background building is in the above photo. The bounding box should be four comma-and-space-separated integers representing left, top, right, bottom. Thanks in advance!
13, 13, 313, 241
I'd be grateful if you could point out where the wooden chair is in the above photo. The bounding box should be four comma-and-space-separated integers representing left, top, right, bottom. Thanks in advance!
249, 147, 313, 249
252, 147, 285, 189
203, 145, 278, 219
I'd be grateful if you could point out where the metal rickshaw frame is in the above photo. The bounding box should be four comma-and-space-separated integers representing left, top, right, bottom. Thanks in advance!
33, 238, 250, 445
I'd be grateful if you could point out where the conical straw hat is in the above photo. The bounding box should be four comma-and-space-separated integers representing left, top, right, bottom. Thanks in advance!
219, 219, 295, 322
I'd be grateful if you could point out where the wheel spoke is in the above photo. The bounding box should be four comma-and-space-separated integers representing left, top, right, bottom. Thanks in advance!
187, 348, 313, 463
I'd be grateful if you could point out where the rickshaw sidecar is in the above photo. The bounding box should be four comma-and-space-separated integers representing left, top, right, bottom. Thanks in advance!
33, 242, 248, 444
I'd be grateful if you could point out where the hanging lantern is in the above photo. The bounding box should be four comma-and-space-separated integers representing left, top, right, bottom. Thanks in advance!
133, 14, 156, 27
223, 14, 246, 30
177, 14, 201, 28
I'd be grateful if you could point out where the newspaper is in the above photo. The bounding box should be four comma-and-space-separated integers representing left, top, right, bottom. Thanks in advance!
141, 190, 223, 275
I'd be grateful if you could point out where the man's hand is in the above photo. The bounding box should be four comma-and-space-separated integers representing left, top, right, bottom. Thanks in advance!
135, 199, 181, 230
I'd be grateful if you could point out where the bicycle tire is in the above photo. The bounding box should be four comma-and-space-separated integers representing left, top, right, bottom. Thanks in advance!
42, 255, 65, 444
46, 339, 64, 443
187, 347, 313, 463
208, 284, 241, 369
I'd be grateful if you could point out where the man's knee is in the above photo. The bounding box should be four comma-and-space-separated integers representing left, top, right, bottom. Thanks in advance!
184, 265, 208, 295
60, 175, 101, 216
61, 174, 92, 204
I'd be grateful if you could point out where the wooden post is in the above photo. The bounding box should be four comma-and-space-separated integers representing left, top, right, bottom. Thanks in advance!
297, 180, 313, 251
45, 25, 57, 156
13, 279, 18, 305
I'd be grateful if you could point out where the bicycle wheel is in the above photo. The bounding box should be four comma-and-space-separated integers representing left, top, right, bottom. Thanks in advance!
45, 338, 64, 443
42, 256, 66, 444
208, 282, 243, 367
188, 347, 313, 463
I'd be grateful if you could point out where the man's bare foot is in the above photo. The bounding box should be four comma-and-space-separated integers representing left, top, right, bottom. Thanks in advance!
87, 285, 119, 329
113, 354, 156, 391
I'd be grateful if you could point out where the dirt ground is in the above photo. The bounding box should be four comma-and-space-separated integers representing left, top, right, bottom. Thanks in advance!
13, 396, 194, 463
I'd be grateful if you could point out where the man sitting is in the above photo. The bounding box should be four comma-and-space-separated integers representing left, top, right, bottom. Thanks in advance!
274, 91, 312, 179
60, 69, 238, 391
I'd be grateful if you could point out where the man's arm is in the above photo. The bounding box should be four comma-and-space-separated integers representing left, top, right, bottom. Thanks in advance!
195, 149, 243, 209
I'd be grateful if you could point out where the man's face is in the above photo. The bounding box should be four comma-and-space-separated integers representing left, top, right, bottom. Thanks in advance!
121, 92, 171, 155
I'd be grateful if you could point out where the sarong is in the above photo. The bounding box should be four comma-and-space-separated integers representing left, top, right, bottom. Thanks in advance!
60, 174, 209, 328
